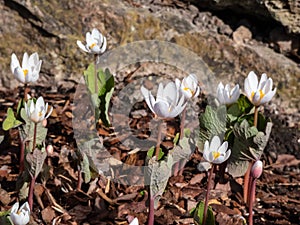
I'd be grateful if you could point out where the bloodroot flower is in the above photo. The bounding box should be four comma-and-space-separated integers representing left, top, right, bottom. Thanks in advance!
10, 202, 30, 225
203, 136, 231, 164
217, 82, 240, 105
175, 74, 200, 99
24, 96, 53, 124
10, 52, 42, 84
244, 71, 276, 106
77, 28, 107, 54
141, 81, 186, 118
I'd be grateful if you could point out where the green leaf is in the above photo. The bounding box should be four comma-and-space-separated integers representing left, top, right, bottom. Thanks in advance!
227, 120, 273, 177
2, 108, 22, 131
145, 154, 173, 208
169, 135, 195, 164
147, 146, 164, 161
26, 148, 47, 178
193, 201, 215, 225
237, 94, 253, 114
81, 152, 91, 183
198, 105, 227, 149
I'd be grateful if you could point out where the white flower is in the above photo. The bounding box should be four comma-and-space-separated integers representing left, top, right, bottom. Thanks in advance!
175, 74, 200, 99
77, 28, 107, 54
141, 81, 186, 118
129, 217, 139, 225
203, 136, 231, 164
217, 82, 240, 105
10, 202, 30, 225
24, 96, 53, 123
10, 52, 42, 84
244, 71, 276, 106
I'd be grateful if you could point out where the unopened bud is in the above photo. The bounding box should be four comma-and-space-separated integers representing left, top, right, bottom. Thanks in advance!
251, 160, 263, 179
46, 144, 54, 156
42, 119, 47, 127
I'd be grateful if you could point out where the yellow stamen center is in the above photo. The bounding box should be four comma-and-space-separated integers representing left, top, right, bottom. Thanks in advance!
89, 43, 97, 49
212, 151, 220, 159
38, 111, 43, 117
183, 87, 195, 95
251, 90, 265, 101
23, 69, 28, 77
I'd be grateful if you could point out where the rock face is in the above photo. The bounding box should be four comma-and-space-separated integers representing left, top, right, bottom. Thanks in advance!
187, 0, 300, 34
0, 0, 299, 113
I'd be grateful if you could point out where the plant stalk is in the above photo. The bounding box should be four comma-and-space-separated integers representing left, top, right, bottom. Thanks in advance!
148, 195, 155, 225
155, 120, 163, 160
19, 137, 25, 173
202, 164, 214, 225
24, 83, 29, 101
28, 175, 36, 211
253, 106, 259, 128
94, 54, 98, 94
77, 165, 82, 190
248, 178, 257, 225
32, 123, 37, 152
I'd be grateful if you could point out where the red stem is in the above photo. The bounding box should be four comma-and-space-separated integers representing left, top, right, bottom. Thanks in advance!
77, 165, 82, 190
202, 164, 214, 225
254, 106, 259, 128
248, 178, 257, 225
32, 123, 37, 151
155, 120, 163, 160
19, 137, 25, 173
28, 175, 36, 211
148, 195, 155, 225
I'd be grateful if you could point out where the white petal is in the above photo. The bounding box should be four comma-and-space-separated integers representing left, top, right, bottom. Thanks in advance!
223, 149, 231, 161
21, 52, 29, 69
100, 36, 107, 53
218, 141, 228, 154
11, 53, 20, 74
153, 101, 170, 118
163, 82, 177, 104
45, 106, 53, 119
10, 202, 19, 213
260, 89, 276, 104
194, 86, 200, 98
77, 40, 90, 53
247, 71, 258, 91
262, 78, 273, 94
210, 136, 221, 152
244, 76, 252, 99
257, 73, 267, 90
129, 217, 139, 225
14, 67, 26, 83
252, 91, 261, 106
19, 202, 30, 213
156, 83, 164, 102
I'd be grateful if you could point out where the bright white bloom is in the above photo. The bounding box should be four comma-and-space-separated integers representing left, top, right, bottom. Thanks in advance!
10, 202, 30, 225
129, 217, 139, 225
244, 71, 276, 106
175, 74, 200, 99
77, 28, 107, 54
141, 81, 186, 118
10, 52, 42, 84
217, 82, 240, 105
203, 136, 231, 164
24, 96, 53, 123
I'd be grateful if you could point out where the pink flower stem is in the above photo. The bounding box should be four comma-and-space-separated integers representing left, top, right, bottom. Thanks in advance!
155, 120, 163, 160
148, 194, 155, 225
202, 164, 214, 225
174, 107, 187, 176
32, 123, 37, 152
253, 106, 259, 128
28, 175, 36, 211
248, 178, 257, 225
19, 137, 25, 173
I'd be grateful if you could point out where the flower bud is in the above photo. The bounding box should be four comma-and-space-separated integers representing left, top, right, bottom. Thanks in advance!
46, 145, 54, 156
251, 160, 263, 179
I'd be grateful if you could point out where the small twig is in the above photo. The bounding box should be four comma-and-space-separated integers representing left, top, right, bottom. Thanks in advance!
96, 188, 116, 205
